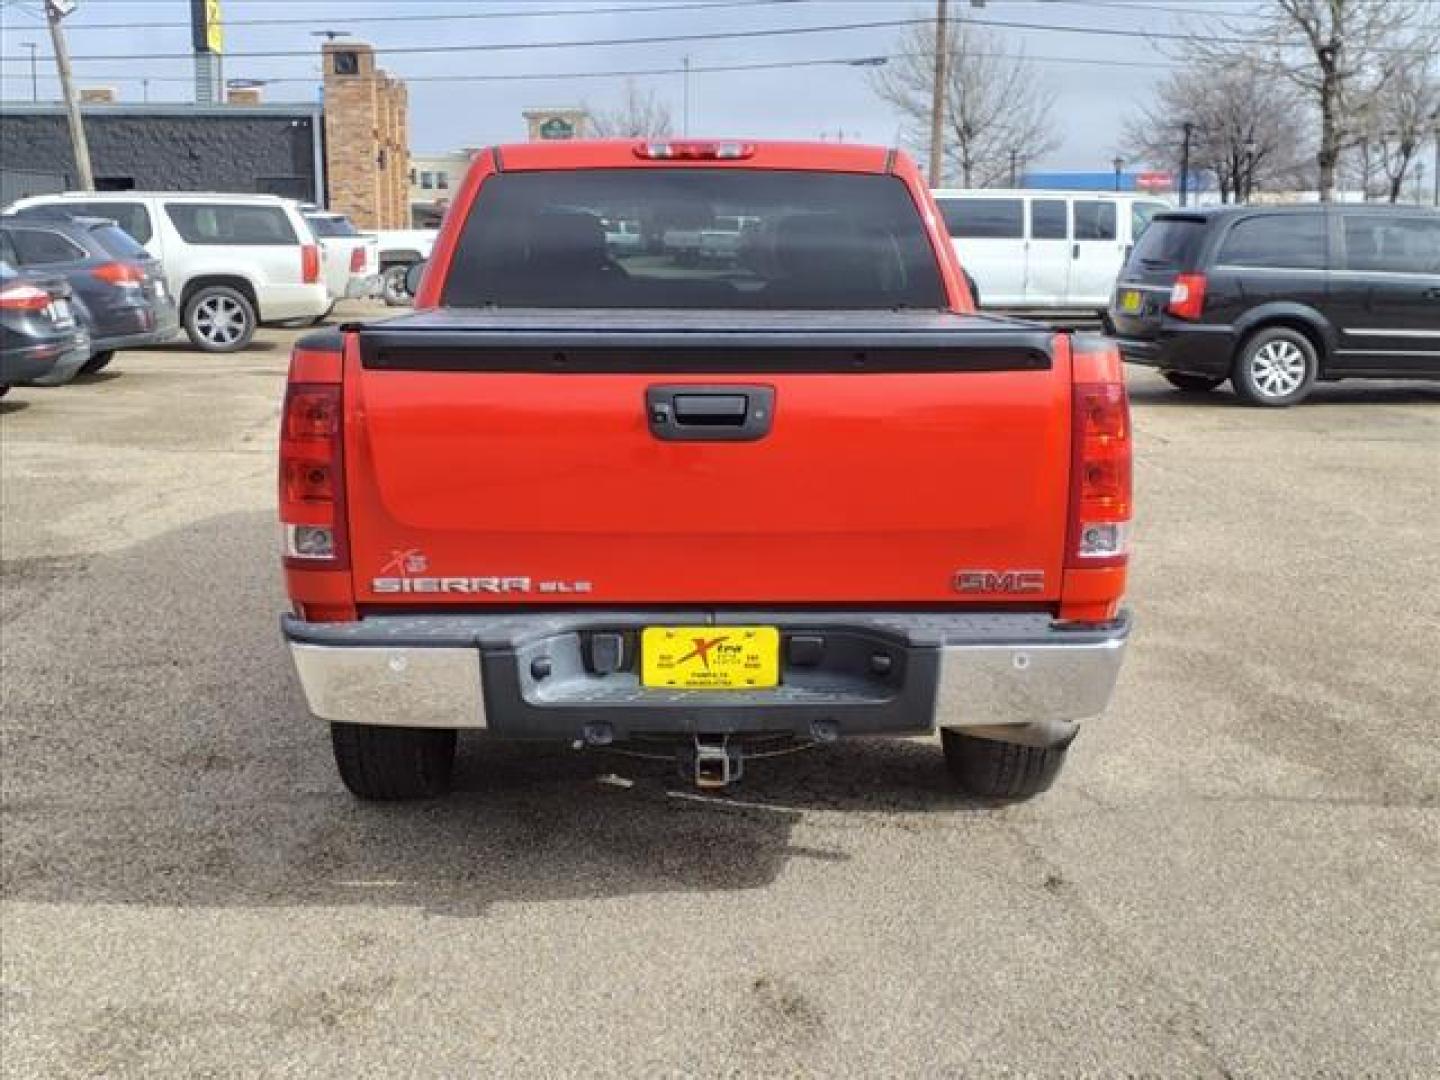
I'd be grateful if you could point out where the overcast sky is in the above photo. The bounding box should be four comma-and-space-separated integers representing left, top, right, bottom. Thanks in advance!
0, 0, 1278, 168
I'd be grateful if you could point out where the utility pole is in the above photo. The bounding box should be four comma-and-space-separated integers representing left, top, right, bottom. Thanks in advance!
46, 0, 93, 192
929, 0, 948, 187
1179, 121, 1194, 208
23, 42, 39, 101
1009, 148, 1018, 187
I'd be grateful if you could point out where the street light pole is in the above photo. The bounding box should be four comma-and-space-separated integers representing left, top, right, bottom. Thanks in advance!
1113, 156, 1124, 192
929, 0, 948, 187
682, 55, 690, 137
23, 42, 39, 101
46, 0, 94, 192
1432, 112, 1439, 207
1179, 121, 1194, 207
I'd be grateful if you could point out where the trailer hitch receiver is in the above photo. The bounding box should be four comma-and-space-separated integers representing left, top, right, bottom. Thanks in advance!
690, 734, 743, 789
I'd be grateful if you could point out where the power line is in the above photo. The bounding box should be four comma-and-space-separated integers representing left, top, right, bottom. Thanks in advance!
49, 0, 812, 32
3, 4, 1433, 65
0, 15, 935, 62
0, 46, 1181, 89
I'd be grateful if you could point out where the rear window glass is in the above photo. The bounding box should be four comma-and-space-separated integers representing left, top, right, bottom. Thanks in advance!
1342, 215, 1440, 275
443, 169, 947, 310
90, 223, 150, 260
1218, 214, 1327, 270
1128, 217, 1206, 273
57, 201, 152, 245
938, 198, 1024, 240
164, 203, 297, 246
307, 215, 359, 238
5, 227, 86, 266
1132, 202, 1168, 239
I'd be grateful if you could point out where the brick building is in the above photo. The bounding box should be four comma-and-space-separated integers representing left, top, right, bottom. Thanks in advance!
321, 40, 409, 230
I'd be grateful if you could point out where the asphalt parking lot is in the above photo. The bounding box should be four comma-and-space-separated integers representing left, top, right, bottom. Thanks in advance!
2, 305, 1437, 1078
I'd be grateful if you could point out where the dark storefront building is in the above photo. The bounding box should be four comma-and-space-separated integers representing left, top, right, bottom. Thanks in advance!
0, 102, 325, 207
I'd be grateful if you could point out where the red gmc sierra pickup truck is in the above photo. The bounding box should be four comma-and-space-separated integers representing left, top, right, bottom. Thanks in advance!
279, 140, 1132, 801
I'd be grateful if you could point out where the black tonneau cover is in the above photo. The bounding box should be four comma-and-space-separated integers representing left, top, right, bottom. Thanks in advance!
352, 308, 1057, 374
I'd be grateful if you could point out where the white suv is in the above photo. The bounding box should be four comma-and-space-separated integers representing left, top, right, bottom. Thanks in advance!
5, 192, 329, 352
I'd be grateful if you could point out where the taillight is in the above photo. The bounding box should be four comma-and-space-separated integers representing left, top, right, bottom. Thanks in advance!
634, 140, 755, 160
280, 359, 348, 569
1067, 346, 1132, 569
1167, 273, 1207, 320
0, 284, 51, 311
349, 246, 365, 273
301, 244, 321, 284
91, 261, 145, 287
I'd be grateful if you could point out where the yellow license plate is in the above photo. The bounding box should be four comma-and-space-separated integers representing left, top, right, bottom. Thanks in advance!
641, 626, 780, 690
1118, 289, 1143, 314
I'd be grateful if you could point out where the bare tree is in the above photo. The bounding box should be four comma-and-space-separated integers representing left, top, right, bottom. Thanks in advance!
1190, 0, 1430, 200
1123, 59, 1309, 202
587, 80, 674, 139
870, 21, 1058, 187
1358, 41, 1440, 201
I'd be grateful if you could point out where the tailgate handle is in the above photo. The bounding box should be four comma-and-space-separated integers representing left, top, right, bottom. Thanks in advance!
647, 385, 774, 442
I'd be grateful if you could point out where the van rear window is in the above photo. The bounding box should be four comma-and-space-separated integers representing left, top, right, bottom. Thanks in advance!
441, 169, 947, 310
1129, 217, 1205, 273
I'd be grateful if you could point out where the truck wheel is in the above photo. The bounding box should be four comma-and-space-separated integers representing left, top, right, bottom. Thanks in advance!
1162, 371, 1226, 392
381, 265, 412, 307
184, 285, 256, 353
941, 729, 1069, 799
330, 722, 456, 800
79, 350, 114, 376
1231, 327, 1318, 407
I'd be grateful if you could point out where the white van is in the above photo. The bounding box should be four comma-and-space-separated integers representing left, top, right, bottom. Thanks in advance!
5, 191, 329, 351
932, 189, 1171, 314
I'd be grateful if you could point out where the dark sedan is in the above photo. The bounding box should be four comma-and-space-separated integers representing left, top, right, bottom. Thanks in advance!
0, 260, 91, 396
0, 213, 177, 380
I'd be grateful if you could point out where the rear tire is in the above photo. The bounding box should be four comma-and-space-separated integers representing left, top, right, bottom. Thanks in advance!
941, 729, 1070, 799
184, 285, 256, 353
1231, 327, 1319, 407
79, 350, 114, 376
330, 722, 457, 800
381, 265, 413, 307
1162, 370, 1226, 392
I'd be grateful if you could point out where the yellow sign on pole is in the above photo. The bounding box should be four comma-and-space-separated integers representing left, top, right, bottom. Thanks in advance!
191, 0, 223, 54
206, 0, 223, 53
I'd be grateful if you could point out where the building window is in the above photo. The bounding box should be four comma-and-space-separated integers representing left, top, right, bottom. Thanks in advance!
436, 172, 449, 190
420, 172, 434, 190
333, 51, 359, 76
409, 168, 417, 185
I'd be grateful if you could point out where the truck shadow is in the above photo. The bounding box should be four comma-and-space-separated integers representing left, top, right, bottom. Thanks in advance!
1, 511, 985, 919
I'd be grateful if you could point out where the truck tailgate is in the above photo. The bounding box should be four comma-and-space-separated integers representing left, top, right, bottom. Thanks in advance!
343, 310, 1071, 605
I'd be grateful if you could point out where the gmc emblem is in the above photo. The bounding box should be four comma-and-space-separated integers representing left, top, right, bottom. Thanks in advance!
954, 570, 1046, 594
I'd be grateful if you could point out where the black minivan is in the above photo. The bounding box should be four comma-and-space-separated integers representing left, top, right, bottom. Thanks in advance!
1110, 204, 1440, 406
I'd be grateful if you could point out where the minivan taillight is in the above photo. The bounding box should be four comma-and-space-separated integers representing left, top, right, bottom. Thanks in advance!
301, 243, 321, 284
349, 246, 366, 273
280, 373, 348, 569
1167, 273, 1207, 320
1066, 350, 1132, 570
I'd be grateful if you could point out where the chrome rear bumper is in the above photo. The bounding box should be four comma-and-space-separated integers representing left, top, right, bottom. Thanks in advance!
283, 610, 1130, 742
